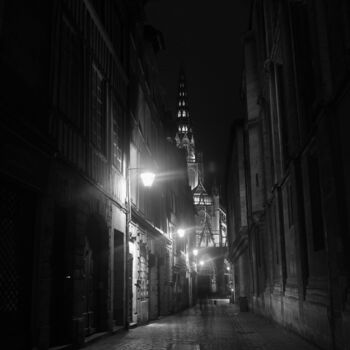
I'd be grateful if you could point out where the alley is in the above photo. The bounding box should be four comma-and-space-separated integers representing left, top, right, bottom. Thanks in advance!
85, 300, 318, 350
2, 1, 350, 349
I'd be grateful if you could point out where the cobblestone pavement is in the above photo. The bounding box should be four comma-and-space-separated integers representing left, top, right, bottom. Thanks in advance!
85, 300, 319, 350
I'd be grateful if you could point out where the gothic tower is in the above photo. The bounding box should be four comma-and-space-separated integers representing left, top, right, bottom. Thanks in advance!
175, 68, 201, 189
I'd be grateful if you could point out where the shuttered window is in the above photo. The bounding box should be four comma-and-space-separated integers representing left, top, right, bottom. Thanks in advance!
91, 65, 106, 154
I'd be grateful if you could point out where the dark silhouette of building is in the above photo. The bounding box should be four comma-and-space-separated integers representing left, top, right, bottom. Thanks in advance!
0, 1, 195, 349
226, 1, 350, 349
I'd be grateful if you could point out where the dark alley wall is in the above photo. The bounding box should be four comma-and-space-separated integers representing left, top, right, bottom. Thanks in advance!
226, 1, 350, 349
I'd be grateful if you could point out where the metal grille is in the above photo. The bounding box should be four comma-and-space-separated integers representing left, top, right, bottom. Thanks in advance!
0, 186, 19, 312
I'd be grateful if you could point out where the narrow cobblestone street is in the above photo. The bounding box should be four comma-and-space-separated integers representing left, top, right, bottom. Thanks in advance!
85, 300, 319, 350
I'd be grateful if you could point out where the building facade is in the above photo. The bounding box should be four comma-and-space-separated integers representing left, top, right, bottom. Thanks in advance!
226, 1, 350, 349
0, 1, 194, 349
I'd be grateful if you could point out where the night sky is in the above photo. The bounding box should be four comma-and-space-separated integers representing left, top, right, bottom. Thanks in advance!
146, 1, 251, 194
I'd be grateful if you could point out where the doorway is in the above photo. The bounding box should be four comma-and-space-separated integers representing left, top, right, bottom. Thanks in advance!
113, 230, 124, 325
83, 215, 109, 335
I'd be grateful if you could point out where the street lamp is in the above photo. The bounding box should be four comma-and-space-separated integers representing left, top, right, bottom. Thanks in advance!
125, 167, 156, 329
140, 172, 156, 187
193, 249, 198, 256
177, 228, 185, 238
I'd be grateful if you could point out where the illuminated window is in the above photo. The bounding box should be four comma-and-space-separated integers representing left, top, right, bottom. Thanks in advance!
178, 111, 181, 117
182, 111, 186, 117
178, 101, 181, 106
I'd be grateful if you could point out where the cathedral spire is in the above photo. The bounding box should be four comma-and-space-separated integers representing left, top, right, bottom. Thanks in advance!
175, 68, 195, 162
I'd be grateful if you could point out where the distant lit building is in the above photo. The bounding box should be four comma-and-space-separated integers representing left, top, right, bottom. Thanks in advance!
175, 69, 227, 296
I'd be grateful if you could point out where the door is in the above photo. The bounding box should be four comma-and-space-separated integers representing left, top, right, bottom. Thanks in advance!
149, 253, 158, 320
113, 230, 124, 325
84, 215, 109, 334
84, 237, 95, 335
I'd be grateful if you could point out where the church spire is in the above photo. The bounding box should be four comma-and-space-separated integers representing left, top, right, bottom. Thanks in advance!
175, 68, 196, 163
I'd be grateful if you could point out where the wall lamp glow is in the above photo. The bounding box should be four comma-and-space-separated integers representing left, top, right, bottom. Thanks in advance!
193, 249, 198, 256
177, 228, 185, 238
199, 260, 204, 266
140, 171, 156, 187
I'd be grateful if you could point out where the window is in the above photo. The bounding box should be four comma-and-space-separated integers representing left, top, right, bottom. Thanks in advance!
178, 111, 181, 117
290, 1, 320, 126
91, 65, 106, 153
112, 98, 123, 172
111, 4, 125, 63
182, 111, 186, 117
91, 0, 105, 24
58, 17, 82, 126
308, 153, 325, 251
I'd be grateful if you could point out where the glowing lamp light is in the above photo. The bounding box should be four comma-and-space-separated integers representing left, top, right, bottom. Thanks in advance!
140, 172, 155, 187
193, 249, 198, 256
226, 266, 231, 271
199, 260, 204, 266
177, 228, 185, 238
